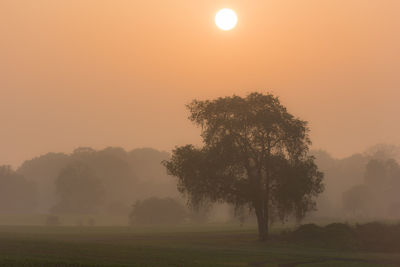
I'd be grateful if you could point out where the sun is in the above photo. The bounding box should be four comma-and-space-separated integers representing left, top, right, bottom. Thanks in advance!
215, 8, 237, 31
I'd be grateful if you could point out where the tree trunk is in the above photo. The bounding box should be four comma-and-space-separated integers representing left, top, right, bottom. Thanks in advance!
255, 205, 268, 241
263, 184, 270, 240
264, 204, 269, 239
250, 167, 270, 241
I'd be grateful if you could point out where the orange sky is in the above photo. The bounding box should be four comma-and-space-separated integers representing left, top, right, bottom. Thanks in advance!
1, 0, 399, 166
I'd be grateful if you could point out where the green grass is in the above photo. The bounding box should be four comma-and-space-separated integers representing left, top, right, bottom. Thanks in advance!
0, 225, 398, 266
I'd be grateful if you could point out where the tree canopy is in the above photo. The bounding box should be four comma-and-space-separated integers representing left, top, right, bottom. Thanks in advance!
0, 165, 37, 213
164, 92, 324, 240
16, 147, 177, 215
52, 162, 105, 214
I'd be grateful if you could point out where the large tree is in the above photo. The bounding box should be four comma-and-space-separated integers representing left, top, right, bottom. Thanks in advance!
164, 92, 324, 240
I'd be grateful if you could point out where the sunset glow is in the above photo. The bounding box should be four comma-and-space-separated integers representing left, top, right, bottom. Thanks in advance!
1, 0, 400, 168
1, 0, 400, 264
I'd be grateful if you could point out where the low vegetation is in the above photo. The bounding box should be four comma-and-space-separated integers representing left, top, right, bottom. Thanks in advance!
0, 224, 399, 267
287, 222, 400, 252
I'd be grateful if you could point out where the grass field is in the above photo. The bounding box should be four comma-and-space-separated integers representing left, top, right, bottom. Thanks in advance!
0, 224, 399, 267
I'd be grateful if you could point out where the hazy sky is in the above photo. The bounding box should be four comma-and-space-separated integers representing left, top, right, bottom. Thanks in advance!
1, 0, 399, 166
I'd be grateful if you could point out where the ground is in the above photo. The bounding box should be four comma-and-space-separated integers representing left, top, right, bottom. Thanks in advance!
0, 224, 399, 267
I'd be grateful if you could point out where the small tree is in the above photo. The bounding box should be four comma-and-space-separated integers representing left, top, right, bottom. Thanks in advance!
164, 92, 324, 240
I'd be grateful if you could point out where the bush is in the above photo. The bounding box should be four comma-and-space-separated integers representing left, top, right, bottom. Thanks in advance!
323, 223, 358, 249
290, 223, 356, 249
355, 222, 400, 252
289, 222, 400, 252
291, 224, 324, 243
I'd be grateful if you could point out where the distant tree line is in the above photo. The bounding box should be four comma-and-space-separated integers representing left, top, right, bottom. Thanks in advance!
311, 143, 400, 219
0, 166, 36, 213
343, 157, 400, 218
0, 91, 399, 229
0, 147, 179, 216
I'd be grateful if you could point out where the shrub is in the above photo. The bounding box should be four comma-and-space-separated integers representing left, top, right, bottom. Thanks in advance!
290, 223, 356, 249
355, 222, 400, 252
291, 224, 324, 244
323, 223, 358, 249
289, 222, 400, 252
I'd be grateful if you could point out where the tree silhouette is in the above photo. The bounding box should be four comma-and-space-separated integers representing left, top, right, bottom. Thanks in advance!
0, 165, 37, 213
164, 92, 324, 240
52, 162, 105, 214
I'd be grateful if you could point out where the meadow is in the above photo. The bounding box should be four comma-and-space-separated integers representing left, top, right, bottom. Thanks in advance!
0, 224, 399, 267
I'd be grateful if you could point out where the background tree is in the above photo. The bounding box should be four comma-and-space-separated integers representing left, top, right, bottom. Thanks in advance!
364, 158, 400, 189
18, 152, 70, 212
72, 147, 136, 213
164, 92, 324, 240
342, 184, 373, 217
128, 148, 178, 201
17, 147, 178, 216
52, 162, 105, 214
310, 150, 367, 217
364, 158, 400, 217
0, 165, 37, 213
364, 143, 400, 162
340, 157, 400, 219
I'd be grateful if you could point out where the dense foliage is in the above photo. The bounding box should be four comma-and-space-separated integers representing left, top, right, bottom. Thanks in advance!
15, 147, 177, 215
52, 162, 105, 214
290, 222, 400, 252
0, 166, 37, 213
164, 92, 324, 239
342, 157, 400, 218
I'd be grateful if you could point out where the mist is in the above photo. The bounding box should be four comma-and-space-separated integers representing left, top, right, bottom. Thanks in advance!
312, 144, 400, 221
2, 1, 400, 265
0, 143, 397, 226
1, 0, 400, 167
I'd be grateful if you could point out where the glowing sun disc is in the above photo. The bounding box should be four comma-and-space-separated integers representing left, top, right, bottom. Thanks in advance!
215, 8, 237, 31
